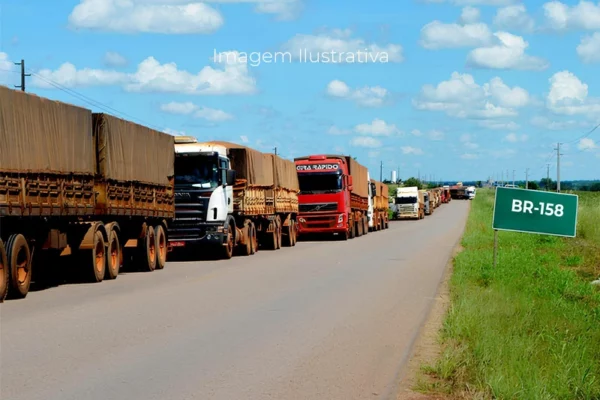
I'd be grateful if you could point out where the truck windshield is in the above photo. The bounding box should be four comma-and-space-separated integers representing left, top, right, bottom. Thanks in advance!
395, 197, 417, 204
298, 173, 342, 194
174, 155, 219, 188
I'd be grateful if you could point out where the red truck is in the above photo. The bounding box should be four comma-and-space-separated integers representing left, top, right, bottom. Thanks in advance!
294, 155, 369, 240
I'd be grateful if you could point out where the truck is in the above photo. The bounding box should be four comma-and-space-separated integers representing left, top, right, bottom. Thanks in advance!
395, 187, 424, 220
167, 139, 299, 259
420, 190, 432, 216
442, 186, 451, 203
450, 185, 467, 199
368, 178, 389, 231
0, 86, 174, 301
293, 154, 369, 240
466, 186, 476, 200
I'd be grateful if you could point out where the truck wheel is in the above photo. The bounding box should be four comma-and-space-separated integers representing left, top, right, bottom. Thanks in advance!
78, 230, 106, 283
6, 234, 32, 298
275, 217, 282, 250
105, 229, 121, 280
155, 225, 167, 270
350, 221, 356, 239
139, 226, 157, 272
249, 222, 257, 254
240, 224, 252, 256
291, 220, 297, 246
0, 240, 8, 302
221, 230, 234, 259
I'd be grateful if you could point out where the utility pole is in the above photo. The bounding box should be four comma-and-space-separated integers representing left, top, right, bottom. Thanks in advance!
501, 170, 504, 186
379, 160, 383, 182
512, 169, 515, 187
273, 147, 277, 155
14, 59, 31, 92
555, 143, 561, 192
546, 164, 550, 191
525, 168, 529, 189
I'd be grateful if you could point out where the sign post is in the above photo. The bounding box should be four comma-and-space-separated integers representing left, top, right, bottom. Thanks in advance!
491, 187, 578, 267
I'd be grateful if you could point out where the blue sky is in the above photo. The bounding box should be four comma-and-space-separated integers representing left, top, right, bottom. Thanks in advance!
1, 0, 599, 182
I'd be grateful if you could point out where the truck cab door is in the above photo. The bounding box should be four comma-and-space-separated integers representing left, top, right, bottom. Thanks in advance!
220, 158, 234, 214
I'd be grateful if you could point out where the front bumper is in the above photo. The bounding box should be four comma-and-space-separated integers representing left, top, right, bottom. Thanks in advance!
168, 222, 227, 250
297, 212, 346, 234
397, 212, 419, 219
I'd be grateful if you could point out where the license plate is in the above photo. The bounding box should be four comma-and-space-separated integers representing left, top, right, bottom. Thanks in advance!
170, 241, 186, 247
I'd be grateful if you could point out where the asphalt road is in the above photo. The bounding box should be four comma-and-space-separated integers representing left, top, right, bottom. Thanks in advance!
0, 200, 469, 400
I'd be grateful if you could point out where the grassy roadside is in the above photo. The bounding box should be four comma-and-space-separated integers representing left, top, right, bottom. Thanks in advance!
421, 189, 600, 399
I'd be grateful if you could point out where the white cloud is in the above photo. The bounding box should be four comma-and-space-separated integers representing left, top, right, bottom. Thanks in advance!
160, 101, 234, 121
504, 133, 528, 142
328, 126, 351, 135
578, 137, 597, 150
460, 133, 479, 149
163, 128, 187, 136
0, 52, 17, 86
350, 136, 381, 148
32, 51, 257, 95
429, 130, 445, 140
530, 116, 588, 130
420, 21, 492, 49
424, 0, 517, 4
411, 129, 423, 136
461, 153, 479, 159
68, 0, 224, 34
478, 120, 520, 130
413, 72, 529, 120
467, 32, 549, 70
354, 119, 401, 136
460, 6, 481, 24
490, 149, 517, 158
577, 32, 600, 63
281, 28, 403, 63
546, 70, 600, 115
326, 79, 389, 107
240, 135, 249, 143
103, 51, 128, 67
494, 5, 535, 32
401, 146, 424, 155
543, 1, 600, 31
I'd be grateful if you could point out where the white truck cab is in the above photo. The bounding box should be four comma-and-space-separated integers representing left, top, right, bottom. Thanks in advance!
466, 186, 476, 199
367, 172, 374, 230
395, 186, 421, 219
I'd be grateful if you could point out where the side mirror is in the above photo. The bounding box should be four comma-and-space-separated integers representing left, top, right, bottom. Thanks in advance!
371, 182, 377, 196
226, 170, 236, 186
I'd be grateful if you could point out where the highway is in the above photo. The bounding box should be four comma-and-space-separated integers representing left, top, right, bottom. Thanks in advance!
0, 200, 469, 400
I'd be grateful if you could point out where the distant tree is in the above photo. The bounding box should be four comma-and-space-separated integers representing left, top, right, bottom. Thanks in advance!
476, 180, 482, 188
403, 177, 423, 189
527, 181, 539, 190
540, 178, 556, 191
591, 182, 600, 192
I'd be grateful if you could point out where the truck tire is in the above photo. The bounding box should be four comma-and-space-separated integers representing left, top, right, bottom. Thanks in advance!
155, 225, 167, 270
282, 220, 297, 247
139, 226, 157, 272
275, 216, 282, 250
0, 240, 8, 302
240, 223, 252, 256
249, 222, 257, 254
105, 229, 121, 280
290, 220, 297, 246
6, 234, 32, 298
221, 229, 234, 259
350, 221, 356, 239
81, 230, 106, 283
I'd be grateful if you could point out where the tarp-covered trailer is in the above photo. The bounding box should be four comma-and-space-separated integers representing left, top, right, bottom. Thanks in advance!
0, 86, 174, 301
369, 179, 390, 231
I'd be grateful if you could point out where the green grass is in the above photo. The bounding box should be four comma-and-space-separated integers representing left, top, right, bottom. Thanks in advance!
423, 189, 600, 399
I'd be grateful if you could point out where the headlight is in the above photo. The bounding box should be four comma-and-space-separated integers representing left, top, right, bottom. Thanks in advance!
299, 217, 306, 223
338, 214, 344, 223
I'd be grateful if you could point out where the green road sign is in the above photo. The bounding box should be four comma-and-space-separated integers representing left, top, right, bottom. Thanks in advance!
492, 187, 578, 237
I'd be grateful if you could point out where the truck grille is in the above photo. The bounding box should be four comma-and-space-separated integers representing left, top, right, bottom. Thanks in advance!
299, 202, 338, 213
170, 197, 210, 239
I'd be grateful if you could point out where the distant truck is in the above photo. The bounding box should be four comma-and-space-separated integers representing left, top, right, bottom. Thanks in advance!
442, 186, 451, 203
369, 179, 389, 231
294, 154, 369, 240
450, 185, 467, 199
395, 187, 424, 220
466, 186, 476, 200
0, 86, 174, 301
421, 190, 433, 216
168, 139, 299, 259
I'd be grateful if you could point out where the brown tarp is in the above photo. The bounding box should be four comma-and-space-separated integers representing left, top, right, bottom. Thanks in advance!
271, 154, 299, 191
93, 113, 174, 185
0, 85, 95, 174
370, 179, 389, 199
203, 141, 273, 187
346, 156, 369, 198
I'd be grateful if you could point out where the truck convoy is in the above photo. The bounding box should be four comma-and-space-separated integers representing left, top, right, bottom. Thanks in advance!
168, 138, 299, 259
0, 86, 174, 301
369, 179, 389, 231
294, 154, 369, 240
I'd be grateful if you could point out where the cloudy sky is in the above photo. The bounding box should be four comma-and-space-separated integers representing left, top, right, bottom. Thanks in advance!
1, 0, 599, 181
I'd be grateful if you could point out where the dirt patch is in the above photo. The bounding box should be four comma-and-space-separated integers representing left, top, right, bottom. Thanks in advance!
395, 243, 464, 400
